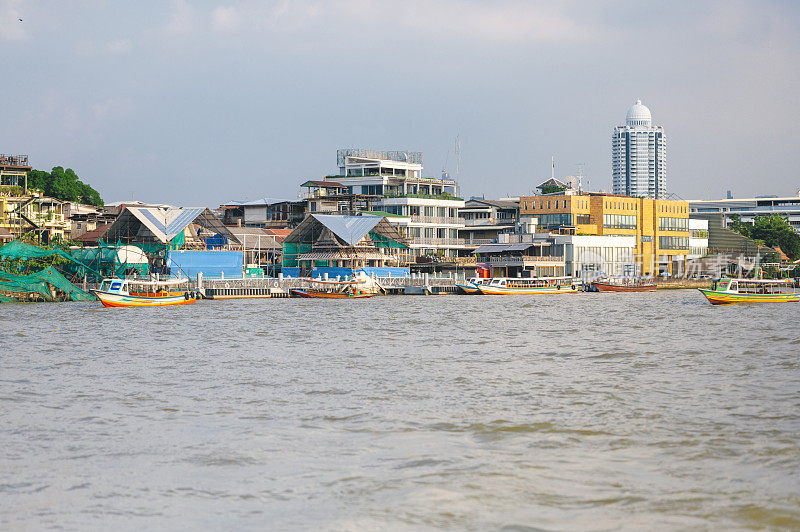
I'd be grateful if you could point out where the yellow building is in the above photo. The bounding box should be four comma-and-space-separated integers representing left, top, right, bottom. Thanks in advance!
519, 193, 690, 276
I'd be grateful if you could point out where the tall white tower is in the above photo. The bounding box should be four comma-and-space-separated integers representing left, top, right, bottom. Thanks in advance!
612, 99, 666, 199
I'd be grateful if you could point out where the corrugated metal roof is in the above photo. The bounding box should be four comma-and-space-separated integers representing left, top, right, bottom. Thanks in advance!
473, 242, 549, 254
311, 214, 383, 246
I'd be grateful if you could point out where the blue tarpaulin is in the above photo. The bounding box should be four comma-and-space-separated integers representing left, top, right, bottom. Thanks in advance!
166, 250, 242, 278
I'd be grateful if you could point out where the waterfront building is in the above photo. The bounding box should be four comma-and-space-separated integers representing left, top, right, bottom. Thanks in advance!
0, 190, 69, 242
690, 212, 778, 260
281, 214, 408, 278
459, 198, 519, 251
495, 232, 637, 280
689, 194, 800, 231
219, 198, 303, 228
612, 100, 666, 199
688, 218, 709, 259
103, 206, 240, 251
473, 236, 566, 278
519, 192, 690, 276
299, 180, 381, 217
317, 149, 465, 264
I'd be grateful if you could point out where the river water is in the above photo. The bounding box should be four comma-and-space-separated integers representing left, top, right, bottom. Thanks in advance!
1, 291, 799, 530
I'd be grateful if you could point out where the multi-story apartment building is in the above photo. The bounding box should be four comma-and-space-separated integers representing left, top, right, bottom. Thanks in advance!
320, 149, 465, 263
459, 198, 519, 251
519, 192, 690, 276
612, 100, 666, 199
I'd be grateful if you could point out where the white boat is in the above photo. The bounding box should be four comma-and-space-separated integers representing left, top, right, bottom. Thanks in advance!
90, 277, 197, 307
455, 277, 490, 294
477, 276, 580, 295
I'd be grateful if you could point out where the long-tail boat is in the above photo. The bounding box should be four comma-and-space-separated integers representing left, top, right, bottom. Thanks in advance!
699, 278, 799, 304
91, 277, 197, 307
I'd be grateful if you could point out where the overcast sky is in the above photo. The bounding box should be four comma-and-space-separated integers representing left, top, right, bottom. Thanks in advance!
2, 0, 799, 206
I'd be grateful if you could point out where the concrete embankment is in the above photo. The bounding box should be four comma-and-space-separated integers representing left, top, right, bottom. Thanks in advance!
656, 279, 710, 290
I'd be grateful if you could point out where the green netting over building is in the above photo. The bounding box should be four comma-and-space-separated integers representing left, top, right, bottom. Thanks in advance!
0, 266, 94, 302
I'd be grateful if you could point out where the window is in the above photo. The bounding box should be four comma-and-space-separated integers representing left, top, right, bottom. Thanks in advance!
539, 213, 573, 228
603, 214, 637, 229
659, 236, 689, 250
659, 217, 689, 231
576, 214, 590, 225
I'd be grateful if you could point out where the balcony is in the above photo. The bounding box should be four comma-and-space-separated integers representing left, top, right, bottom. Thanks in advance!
409, 215, 464, 225
410, 237, 466, 246
463, 217, 516, 227
482, 255, 565, 266
385, 192, 464, 201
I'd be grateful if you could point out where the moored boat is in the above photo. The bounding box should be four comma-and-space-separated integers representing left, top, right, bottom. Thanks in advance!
289, 288, 375, 299
698, 278, 799, 305
289, 277, 376, 299
455, 277, 489, 294
592, 276, 656, 292
90, 277, 197, 307
477, 276, 579, 295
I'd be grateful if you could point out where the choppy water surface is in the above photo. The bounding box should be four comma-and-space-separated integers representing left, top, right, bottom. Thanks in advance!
1, 291, 799, 530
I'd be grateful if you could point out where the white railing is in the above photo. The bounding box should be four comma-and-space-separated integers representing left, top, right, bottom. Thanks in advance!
411, 237, 466, 246
410, 215, 464, 225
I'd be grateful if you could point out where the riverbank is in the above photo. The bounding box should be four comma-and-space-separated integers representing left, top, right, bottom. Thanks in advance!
656, 278, 710, 290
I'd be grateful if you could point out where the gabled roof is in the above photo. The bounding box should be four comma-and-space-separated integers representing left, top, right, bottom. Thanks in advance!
104, 207, 240, 245
536, 178, 570, 190
284, 214, 407, 247
312, 214, 383, 246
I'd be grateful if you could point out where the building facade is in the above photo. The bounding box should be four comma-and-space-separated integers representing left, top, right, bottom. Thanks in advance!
319, 149, 466, 263
689, 194, 800, 231
519, 192, 690, 276
612, 100, 666, 199
459, 198, 519, 252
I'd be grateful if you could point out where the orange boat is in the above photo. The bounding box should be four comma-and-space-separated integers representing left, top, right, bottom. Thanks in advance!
591, 276, 656, 292
289, 277, 377, 299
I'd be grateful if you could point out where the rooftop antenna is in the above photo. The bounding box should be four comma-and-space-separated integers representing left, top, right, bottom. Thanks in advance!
577, 163, 585, 193
441, 149, 450, 180
455, 135, 461, 196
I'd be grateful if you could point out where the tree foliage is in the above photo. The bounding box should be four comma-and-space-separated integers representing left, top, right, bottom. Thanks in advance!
540, 185, 566, 195
729, 214, 800, 260
27, 167, 104, 207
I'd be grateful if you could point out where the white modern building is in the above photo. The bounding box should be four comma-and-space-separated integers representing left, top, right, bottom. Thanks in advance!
688, 217, 709, 258
323, 149, 465, 263
612, 99, 666, 199
689, 194, 800, 231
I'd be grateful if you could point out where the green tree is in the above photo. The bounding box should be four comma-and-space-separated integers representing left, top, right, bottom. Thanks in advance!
730, 213, 800, 261
24, 167, 104, 207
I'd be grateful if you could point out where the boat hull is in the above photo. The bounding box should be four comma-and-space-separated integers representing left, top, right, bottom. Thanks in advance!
698, 288, 800, 305
91, 290, 196, 307
477, 285, 579, 295
289, 289, 375, 299
592, 281, 656, 292
455, 283, 482, 295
